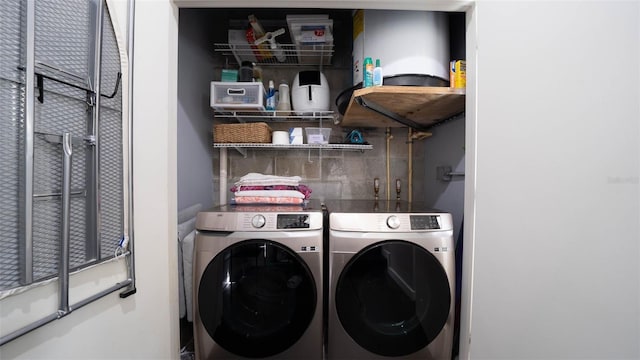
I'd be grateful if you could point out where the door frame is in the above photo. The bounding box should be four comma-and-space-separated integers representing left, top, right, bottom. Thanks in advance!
142, 1, 477, 358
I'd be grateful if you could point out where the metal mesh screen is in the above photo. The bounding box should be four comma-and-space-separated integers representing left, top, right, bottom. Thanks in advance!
100, 5, 123, 112
99, 5, 124, 258
0, 0, 125, 291
31, 0, 91, 283
100, 107, 123, 257
35, 0, 90, 79
0, 0, 26, 290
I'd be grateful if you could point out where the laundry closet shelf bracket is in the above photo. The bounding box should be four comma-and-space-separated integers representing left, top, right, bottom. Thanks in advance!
355, 96, 426, 130
234, 146, 248, 158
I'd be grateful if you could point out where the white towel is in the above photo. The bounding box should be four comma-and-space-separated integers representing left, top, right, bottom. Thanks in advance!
235, 172, 301, 187
234, 189, 305, 199
182, 230, 196, 322
177, 203, 201, 320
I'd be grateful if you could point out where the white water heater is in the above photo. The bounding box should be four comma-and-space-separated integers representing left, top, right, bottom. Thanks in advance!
352, 10, 450, 85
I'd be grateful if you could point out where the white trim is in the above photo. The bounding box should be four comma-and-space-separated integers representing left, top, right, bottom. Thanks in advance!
172, 0, 472, 12
459, 5, 477, 360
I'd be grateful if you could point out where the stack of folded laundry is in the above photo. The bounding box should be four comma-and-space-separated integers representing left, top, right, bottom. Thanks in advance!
231, 173, 312, 205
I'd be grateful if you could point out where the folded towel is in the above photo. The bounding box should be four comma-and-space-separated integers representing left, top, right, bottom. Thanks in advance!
231, 185, 312, 199
233, 196, 304, 205
230, 205, 305, 212
234, 189, 306, 199
235, 173, 302, 187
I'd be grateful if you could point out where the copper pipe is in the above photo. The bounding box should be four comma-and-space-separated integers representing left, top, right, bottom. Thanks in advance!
386, 128, 392, 200
408, 128, 413, 202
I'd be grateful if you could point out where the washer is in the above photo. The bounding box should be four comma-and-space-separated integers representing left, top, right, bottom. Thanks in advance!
193, 202, 324, 359
326, 200, 455, 360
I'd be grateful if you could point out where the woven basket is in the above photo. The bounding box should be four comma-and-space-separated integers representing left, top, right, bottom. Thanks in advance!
213, 122, 272, 143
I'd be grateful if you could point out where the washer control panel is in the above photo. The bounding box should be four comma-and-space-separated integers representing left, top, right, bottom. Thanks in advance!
196, 211, 323, 232
277, 214, 311, 229
410, 215, 441, 230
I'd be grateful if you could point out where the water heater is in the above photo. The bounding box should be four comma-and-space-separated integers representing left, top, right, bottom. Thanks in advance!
352, 10, 450, 85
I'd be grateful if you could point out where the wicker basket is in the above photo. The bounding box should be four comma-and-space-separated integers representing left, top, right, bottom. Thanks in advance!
213, 122, 272, 143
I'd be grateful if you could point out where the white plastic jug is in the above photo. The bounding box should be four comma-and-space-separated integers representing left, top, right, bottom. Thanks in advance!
276, 82, 291, 113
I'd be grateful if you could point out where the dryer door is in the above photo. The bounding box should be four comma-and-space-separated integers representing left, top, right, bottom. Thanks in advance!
198, 239, 317, 358
335, 240, 451, 357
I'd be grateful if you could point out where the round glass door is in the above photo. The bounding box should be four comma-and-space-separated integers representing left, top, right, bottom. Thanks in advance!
198, 239, 316, 358
336, 240, 451, 357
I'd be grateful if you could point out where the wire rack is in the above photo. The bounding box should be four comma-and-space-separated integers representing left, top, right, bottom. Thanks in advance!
213, 110, 336, 123
214, 43, 334, 66
213, 143, 372, 151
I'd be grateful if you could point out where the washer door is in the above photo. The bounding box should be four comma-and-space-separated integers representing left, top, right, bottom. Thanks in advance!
198, 239, 317, 358
336, 240, 451, 357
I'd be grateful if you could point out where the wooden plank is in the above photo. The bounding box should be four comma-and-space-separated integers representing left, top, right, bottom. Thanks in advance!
340, 86, 465, 128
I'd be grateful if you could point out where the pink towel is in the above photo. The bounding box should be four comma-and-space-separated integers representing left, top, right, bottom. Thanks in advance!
233, 196, 304, 205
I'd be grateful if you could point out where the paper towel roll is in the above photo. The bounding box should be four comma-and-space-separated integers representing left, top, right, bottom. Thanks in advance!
272, 131, 289, 145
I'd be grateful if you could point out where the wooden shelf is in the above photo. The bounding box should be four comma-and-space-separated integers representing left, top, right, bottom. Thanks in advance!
339, 86, 465, 129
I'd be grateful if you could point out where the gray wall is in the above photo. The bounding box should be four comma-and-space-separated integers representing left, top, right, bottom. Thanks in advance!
213, 126, 426, 203
177, 9, 217, 211
422, 116, 465, 242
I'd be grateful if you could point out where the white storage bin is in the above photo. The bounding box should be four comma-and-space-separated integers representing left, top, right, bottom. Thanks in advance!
287, 15, 334, 65
210, 82, 265, 110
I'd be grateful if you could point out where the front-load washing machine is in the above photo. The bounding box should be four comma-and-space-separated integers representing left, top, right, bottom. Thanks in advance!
326, 200, 455, 360
193, 202, 324, 359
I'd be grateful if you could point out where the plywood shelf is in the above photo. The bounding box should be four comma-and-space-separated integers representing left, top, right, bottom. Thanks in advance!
339, 86, 465, 129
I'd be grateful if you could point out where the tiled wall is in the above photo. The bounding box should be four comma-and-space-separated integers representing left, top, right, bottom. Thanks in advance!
212, 116, 426, 204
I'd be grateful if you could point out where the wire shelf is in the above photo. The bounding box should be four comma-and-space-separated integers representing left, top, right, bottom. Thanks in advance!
214, 43, 334, 66
213, 143, 372, 151
213, 110, 336, 122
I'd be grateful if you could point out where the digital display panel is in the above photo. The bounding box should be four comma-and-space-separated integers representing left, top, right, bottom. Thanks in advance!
410, 215, 440, 230
277, 214, 310, 229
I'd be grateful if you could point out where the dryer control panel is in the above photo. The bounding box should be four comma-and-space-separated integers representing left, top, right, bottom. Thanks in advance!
329, 212, 452, 232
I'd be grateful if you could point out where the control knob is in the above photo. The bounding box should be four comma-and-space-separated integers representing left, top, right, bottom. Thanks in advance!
251, 214, 266, 229
386, 215, 400, 229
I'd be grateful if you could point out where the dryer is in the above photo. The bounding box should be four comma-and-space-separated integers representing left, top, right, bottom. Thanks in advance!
193, 202, 324, 360
326, 200, 455, 360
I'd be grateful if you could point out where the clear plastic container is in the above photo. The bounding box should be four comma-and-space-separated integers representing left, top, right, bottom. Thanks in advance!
210, 81, 265, 110
305, 127, 331, 144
